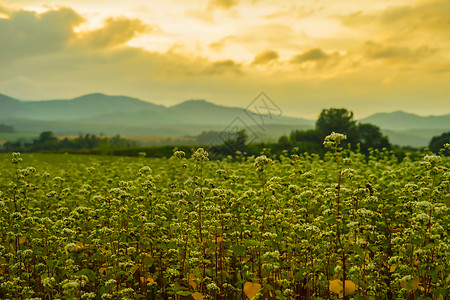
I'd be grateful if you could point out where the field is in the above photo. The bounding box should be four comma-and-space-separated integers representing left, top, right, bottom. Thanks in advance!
0, 143, 449, 299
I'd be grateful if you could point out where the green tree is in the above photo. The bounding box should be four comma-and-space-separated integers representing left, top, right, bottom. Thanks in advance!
225, 129, 248, 153
357, 123, 390, 154
289, 129, 322, 144
316, 108, 358, 145
429, 132, 450, 154
316, 108, 356, 136
36, 131, 58, 143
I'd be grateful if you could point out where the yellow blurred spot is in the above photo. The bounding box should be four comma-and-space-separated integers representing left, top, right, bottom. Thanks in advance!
140, 277, 155, 284
389, 264, 397, 272
243, 281, 261, 299
191, 292, 204, 300
401, 278, 420, 291
329, 279, 356, 297
188, 273, 197, 289
19, 236, 26, 245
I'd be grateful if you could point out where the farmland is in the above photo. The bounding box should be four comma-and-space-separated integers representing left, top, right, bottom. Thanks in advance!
0, 141, 449, 299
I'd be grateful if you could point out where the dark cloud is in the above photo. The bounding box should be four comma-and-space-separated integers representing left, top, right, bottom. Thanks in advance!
208, 0, 238, 10
203, 59, 242, 75
0, 5, 158, 65
80, 17, 152, 49
0, 7, 83, 61
363, 41, 436, 63
290, 48, 329, 64
251, 50, 279, 65
338, 0, 450, 36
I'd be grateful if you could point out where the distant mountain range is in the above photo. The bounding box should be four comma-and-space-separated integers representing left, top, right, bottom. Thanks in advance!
0, 93, 448, 147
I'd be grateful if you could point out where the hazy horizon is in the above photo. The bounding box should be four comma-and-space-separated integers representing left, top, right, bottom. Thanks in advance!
2, 91, 449, 120
1, 0, 449, 119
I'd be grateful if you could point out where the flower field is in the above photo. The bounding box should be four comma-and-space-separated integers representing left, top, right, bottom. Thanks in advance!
0, 143, 449, 299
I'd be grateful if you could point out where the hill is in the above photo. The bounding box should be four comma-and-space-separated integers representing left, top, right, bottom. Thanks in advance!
0, 93, 314, 140
0, 93, 448, 147
360, 111, 450, 131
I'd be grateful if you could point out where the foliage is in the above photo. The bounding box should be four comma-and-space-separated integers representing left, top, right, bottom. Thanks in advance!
429, 132, 450, 155
0, 140, 448, 299
2, 131, 136, 153
316, 108, 357, 140
285, 108, 390, 155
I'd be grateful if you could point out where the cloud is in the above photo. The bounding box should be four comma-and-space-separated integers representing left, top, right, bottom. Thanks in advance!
0, 3, 11, 16
1, 1, 449, 118
0, 5, 159, 65
264, 5, 321, 20
209, 36, 232, 52
186, 9, 214, 23
79, 17, 153, 49
208, 23, 310, 57
0, 7, 83, 61
362, 41, 436, 63
290, 48, 329, 64
431, 61, 450, 73
337, 0, 450, 38
208, 0, 238, 10
202, 59, 242, 75
251, 50, 279, 65
186, 0, 239, 23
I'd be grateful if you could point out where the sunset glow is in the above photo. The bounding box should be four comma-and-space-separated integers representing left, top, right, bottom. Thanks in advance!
0, 0, 449, 118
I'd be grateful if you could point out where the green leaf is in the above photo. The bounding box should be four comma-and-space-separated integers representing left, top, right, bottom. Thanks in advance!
325, 217, 337, 225
244, 239, 260, 247
176, 291, 192, 296
423, 243, 435, 250
129, 264, 139, 275
231, 245, 246, 256
144, 256, 155, 267
295, 270, 304, 281
76, 268, 96, 281
353, 244, 364, 258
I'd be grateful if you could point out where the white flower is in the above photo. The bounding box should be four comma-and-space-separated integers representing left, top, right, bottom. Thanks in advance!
323, 132, 347, 149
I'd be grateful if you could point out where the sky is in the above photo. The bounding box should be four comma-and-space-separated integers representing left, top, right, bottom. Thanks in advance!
0, 0, 449, 119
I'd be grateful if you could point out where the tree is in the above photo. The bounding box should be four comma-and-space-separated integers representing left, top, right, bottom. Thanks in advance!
289, 129, 322, 144
224, 129, 248, 153
316, 108, 356, 136
316, 108, 358, 145
36, 131, 58, 144
357, 123, 390, 153
429, 132, 450, 154
31, 131, 59, 150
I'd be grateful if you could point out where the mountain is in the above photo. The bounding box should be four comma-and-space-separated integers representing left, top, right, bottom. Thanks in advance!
0, 93, 165, 121
360, 111, 450, 131
0, 94, 23, 119
358, 111, 449, 147
0, 93, 314, 138
380, 129, 447, 148
1, 93, 448, 147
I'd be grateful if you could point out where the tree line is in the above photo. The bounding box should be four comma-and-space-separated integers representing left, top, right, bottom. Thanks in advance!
1, 108, 447, 157
211, 108, 391, 157
2, 131, 135, 152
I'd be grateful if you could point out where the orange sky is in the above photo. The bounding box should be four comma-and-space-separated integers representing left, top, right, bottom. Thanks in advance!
0, 0, 449, 118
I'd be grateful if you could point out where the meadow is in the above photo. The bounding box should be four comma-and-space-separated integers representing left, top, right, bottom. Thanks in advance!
0, 136, 448, 299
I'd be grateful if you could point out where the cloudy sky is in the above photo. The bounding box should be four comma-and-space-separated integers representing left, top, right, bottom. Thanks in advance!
0, 0, 449, 118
